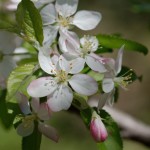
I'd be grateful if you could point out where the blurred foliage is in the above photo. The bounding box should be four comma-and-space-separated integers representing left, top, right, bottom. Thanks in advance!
129, 0, 150, 13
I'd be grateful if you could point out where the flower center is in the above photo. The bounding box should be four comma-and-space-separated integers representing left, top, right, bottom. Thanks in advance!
82, 40, 93, 55
114, 73, 132, 88
58, 15, 72, 29
56, 70, 68, 83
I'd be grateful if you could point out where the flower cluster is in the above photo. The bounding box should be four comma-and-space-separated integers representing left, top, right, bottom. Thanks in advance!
15, 0, 132, 143
16, 93, 59, 142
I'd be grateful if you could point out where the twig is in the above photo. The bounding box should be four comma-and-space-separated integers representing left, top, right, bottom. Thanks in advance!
104, 106, 150, 147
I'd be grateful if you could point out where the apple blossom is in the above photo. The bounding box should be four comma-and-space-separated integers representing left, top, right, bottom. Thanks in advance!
40, 0, 101, 45
90, 111, 108, 142
59, 34, 108, 73
16, 94, 59, 142
27, 51, 98, 111
102, 45, 132, 93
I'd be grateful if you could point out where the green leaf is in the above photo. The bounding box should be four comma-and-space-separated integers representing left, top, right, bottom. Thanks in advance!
80, 108, 92, 127
22, 122, 42, 150
97, 34, 148, 55
0, 89, 21, 129
73, 93, 88, 110
16, 0, 43, 45
96, 46, 113, 54
98, 110, 123, 150
6, 64, 38, 103
0, 20, 20, 34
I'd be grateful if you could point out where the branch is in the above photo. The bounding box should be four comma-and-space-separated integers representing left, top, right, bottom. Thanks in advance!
104, 106, 150, 147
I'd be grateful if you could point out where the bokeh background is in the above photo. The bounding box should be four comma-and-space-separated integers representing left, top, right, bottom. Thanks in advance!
0, 0, 150, 150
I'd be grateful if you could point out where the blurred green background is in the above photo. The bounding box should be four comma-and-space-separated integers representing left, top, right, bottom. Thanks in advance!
0, 0, 150, 150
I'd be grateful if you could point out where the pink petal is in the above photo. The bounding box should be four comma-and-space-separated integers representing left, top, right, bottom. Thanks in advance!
90, 111, 108, 142
38, 122, 59, 142
27, 77, 58, 98
115, 45, 124, 75
86, 53, 107, 73
37, 102, 51, 120
31, 98, 40, 113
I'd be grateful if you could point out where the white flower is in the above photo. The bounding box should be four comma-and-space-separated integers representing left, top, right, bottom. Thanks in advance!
27, 51, 98, 111
102, 45, 130, 93
59, 34, 107, 73
16, 94, 59, 142
40, 0, 101, 44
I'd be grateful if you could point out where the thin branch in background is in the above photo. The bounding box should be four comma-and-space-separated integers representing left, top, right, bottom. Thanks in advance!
104, 106, 150, 147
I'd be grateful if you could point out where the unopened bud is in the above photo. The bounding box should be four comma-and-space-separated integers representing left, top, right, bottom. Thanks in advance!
90, 111, 108, 142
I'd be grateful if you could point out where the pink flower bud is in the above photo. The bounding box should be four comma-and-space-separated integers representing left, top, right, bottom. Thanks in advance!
90, 111, 108, 142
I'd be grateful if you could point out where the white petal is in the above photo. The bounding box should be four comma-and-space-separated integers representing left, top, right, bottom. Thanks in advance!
31, 98, 40, 113
69, 74, 98, 96
105, 58, 115, 72
27, 77, 58, 97
47, 85, 73, 111
59, 30, 80, 53
38, 122, 59, 142
73, 11, 102, 30
40, 3, 56, 25
37, 102, 51, 120
16, 121, 34, 137
34, 0, 55, 8
62, 52, 79, 60
38, 50, 56, 74
102, 78, 114, 93
55, 0, 78, 17
59, 55, 70, 72
43, 26, 58, 47
115, 45, 124, 75
106, 88, 115, 106
88, 93, 100, 107
86, 53, 107, 73
98, 93, 109, 110
16, 93, 31, 115
69, 57, 85, 74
